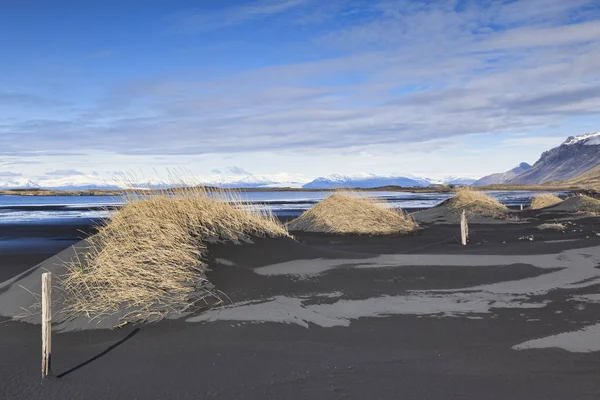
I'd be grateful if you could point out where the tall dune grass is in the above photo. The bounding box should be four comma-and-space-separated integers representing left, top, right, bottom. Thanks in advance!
446, 187, 508, 218
529, 193, 563, 209
573, 195, 600, 215
61, 185, 288, 323
287, 192, 417, 235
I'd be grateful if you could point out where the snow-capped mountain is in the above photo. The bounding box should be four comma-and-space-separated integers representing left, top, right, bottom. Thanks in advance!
200, 173, 309, 188
423, 175, 479, 186
508, 132, 600, 184
38, 175, 126, 190
0, 172, 478, 191
444, 177, 478, 185
303, 174, 432, 189
563, 132, 600, 146
473, 162, 532, 186
0, 178, 42, 190
0, 173, 310, 190
0, 175, 128, 191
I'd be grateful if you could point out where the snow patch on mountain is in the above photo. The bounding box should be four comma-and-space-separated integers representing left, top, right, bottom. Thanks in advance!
301, 173, 477, 189
509, 132, 600, 184
1, 172, 479, 191
563, 132, 600, 146
201, 173, 309, 188
0, 175, 133, 190
0, 173, 310, 190
421, 175, 479, 185
0, 179, 41, 190
303, 174, 431, 189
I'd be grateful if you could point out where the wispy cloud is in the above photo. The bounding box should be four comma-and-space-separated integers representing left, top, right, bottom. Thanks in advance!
169, 0, 312, 33
0, 171, 21, 177
45, 169, 86, 176
0, 93, 68, 108
482, 19, 600, 49
211, 166, 252, 175
500, 136, 566, 147
3, 0, 600, 175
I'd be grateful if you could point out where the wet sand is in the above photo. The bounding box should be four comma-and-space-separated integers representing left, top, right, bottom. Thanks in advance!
2, 216, 600, 399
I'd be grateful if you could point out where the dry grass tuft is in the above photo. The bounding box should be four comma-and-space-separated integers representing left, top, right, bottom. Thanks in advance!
61, 185, 288, 324
287, 192, 417, 235
573, 195, 600, 216
529, 193, 563, 209
446, 187, 508, 219
537, 223, 566, 231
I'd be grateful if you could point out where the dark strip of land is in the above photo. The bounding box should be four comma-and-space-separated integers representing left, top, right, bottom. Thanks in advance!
0, 185, 595, 196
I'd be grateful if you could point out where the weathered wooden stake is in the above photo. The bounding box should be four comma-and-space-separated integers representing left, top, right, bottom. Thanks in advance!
41, 272, 52, 379
460, 210, 468, 246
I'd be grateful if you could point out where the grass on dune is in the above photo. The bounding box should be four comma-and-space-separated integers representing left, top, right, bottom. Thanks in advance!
446, 187, 508, 218
537, 223, 566, 231
573, 195, 600, 216
287, 192, 417, 235
529, 193, 563, 209
61, 185, 288, 324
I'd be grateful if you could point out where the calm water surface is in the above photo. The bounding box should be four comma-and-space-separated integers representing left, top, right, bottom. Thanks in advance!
0, 190, 568, 223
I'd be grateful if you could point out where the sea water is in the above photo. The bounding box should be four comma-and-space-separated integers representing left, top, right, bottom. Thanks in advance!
0, 190, 568, 223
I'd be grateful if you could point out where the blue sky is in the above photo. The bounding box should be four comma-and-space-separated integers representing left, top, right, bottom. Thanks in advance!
1, 0, 600, 184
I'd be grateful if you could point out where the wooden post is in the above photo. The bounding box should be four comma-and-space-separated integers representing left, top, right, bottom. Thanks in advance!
460, 210, 468, 246
520, 204, 523, 211
41, 272, 52, 379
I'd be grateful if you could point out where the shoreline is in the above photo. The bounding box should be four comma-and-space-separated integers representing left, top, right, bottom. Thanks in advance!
0, 219, 100, 282
0, 184, 592, 197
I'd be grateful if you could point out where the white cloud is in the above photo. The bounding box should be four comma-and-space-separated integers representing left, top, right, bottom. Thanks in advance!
0, 171, 21, 177
4, 0, 600, 178
482, 19, 600, 49
170, 0, 312, 32
500, 136, 565, 148
45, 169, 86, 176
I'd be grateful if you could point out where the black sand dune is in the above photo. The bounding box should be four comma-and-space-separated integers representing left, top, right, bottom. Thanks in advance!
411, 199, 513, 224
2, 214, 600, 399
539, 195, 600, 215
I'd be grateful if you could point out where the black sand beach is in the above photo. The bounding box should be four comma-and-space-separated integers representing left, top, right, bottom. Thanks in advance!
2, 213, 600, 399
0, 220, 100, 283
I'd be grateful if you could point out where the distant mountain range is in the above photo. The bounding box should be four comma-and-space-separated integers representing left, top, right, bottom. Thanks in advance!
474, 132, 600, 186
0, 173, 478, 190
0, 174, 308, 191
301, 174, 477, 189
302, 174, 430, 189
0, 176, 123, 191
0, 179, 42, 190
7, 132, 597, 191
473, 162, 532, 186
509, 132, 600, 184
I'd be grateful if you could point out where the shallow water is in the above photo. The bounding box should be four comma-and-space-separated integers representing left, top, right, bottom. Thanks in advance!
0, 190, 569, 223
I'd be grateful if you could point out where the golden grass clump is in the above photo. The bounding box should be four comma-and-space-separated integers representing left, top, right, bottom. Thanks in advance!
61, 186, 288, 323
446, 187, 508, 218
287, 193, 417, 235
529, 193, 563, 209
537, 223, 566, 231
573, 195, 600, 216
